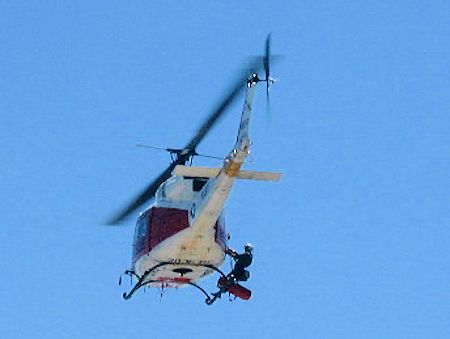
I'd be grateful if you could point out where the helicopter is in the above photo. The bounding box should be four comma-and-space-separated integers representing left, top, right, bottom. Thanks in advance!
108, 34, 281, 305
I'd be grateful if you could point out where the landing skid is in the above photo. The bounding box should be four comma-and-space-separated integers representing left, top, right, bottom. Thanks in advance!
120, 262, 227, 303
121, 262, 170, 300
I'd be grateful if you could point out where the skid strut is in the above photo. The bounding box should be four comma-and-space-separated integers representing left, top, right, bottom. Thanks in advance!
122, 262, 170, 300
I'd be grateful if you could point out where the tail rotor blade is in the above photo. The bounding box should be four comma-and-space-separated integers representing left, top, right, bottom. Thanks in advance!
266, 89, 271, 125
264, 33, 272, 123
264, 33, 272, 96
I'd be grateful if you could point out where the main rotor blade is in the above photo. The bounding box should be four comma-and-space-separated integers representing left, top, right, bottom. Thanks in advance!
184, 59, 263, 152
106, 162, 177, 225
135, 144, 170, 151
107, 58, 265, 225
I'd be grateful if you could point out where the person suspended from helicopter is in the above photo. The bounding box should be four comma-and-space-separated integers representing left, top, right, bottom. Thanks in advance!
226, 243, 253, 282
208, 243, 253, 303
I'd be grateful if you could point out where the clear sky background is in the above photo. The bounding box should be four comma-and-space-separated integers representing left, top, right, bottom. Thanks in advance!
1, 1, 450, 338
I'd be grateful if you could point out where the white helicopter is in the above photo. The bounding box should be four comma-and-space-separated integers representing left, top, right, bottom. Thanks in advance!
109, 35, 281, 305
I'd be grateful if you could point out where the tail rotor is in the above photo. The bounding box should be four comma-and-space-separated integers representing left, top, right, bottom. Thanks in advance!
264, 33, 273, 96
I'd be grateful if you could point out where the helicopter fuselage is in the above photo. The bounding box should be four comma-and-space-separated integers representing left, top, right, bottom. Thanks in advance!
131, 76, 258, 288
126, 74, 281, 292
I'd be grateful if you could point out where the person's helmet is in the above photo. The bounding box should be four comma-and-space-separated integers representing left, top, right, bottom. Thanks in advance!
244, 243, 254, 252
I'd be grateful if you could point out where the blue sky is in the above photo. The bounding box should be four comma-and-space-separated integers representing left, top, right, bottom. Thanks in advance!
1, 1, 450, 338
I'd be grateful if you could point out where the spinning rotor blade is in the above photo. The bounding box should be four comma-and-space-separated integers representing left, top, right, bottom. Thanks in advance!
184, 62, 260, 152
106, 163, 177, 225
135, 144, 171, 151
264, 33, 272, 95
263, 33, 273, 119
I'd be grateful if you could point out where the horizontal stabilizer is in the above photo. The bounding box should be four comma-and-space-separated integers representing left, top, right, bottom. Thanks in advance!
173, 165, 282, 181
173, 165, 220, 178
237, 170, 282, 181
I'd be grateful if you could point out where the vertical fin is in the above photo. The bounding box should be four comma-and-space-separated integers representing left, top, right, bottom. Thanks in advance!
235, 74, 258, 152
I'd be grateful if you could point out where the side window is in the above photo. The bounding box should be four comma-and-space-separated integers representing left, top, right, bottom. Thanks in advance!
135, 211, 149, 239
